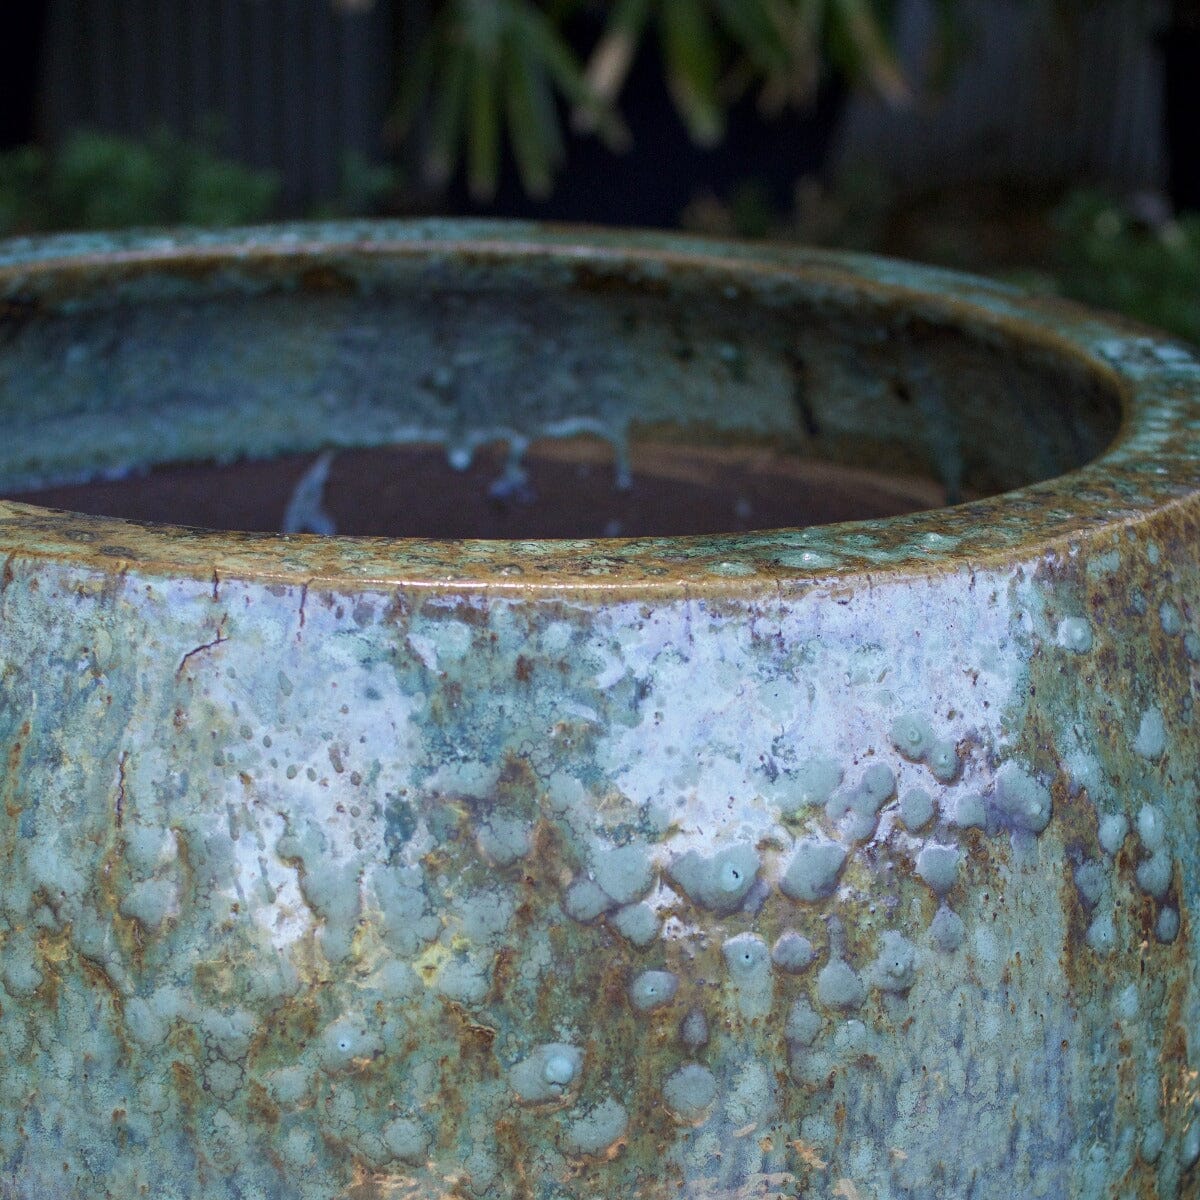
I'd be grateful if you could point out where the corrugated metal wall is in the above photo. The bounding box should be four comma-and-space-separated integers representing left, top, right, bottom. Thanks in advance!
835, 0, 1169, 193
37, 0, 402, 210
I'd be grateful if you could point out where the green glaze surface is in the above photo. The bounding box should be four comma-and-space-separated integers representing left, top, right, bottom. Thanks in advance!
1, 222, 1199, 1199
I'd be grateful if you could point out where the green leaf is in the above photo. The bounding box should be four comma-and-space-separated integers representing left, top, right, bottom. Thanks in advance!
827, 0, 909, 105
603, 0, 655, 39
660, 0, 725, 145
0, 145, 47, 236
179, 148, 279, 226
510, 3, 628, 149
584, 0, 653, 109
466, 42, 501, 201
776, 0, 827, 104
712, 0, 789, 72
424, 37, 469, 188
459, 0, 505, 57
503, 33, 562, 198
50, 130, 173, 229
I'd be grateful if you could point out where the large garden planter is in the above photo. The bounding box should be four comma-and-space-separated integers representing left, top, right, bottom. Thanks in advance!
1, 222, 1199, 1199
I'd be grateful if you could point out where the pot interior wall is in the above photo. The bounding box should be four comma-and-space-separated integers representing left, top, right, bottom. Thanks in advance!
0, 250, 1123, 537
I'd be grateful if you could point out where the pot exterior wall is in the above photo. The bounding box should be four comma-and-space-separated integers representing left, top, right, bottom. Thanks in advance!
1, 509, 1197, 1198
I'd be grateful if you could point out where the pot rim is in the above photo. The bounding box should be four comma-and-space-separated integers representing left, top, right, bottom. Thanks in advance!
1, 218, 1197, 597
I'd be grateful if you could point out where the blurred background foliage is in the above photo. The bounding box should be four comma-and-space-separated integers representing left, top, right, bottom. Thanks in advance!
0, 0, 1196, 344
682, 175, 1200, 346
390, 0, 909, 202
0, 129, 280, 231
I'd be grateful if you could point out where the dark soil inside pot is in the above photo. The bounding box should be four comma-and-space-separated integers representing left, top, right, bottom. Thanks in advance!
1, 437, 954, 539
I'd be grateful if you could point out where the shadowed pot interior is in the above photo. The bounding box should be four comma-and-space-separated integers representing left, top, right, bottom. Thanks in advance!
1, 222, 1199, 1200
0, 227, 1121, 538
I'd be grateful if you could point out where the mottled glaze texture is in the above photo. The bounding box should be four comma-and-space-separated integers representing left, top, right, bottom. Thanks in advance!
1, 223, 1199, 1199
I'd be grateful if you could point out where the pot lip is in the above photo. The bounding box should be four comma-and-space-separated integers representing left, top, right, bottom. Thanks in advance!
1, 218, 1198, 598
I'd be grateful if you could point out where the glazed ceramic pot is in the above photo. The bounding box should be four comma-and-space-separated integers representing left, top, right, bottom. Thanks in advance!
1, 223, 1198, 1200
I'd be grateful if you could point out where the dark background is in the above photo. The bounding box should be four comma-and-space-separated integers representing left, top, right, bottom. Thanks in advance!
2, 0, 1198, 341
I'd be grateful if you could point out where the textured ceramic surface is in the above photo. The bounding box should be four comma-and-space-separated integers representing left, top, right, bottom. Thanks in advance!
1, 222, 1199, 1199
